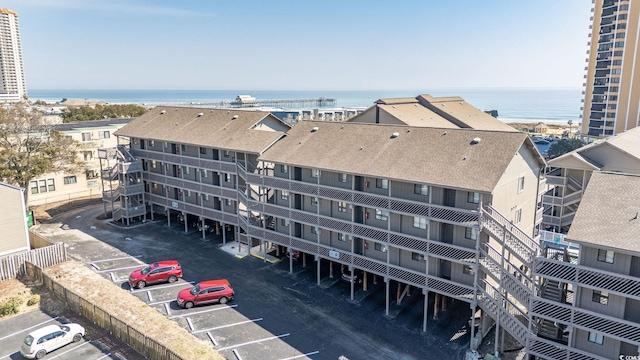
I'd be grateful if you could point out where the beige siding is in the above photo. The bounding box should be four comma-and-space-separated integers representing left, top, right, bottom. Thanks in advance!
492, 144, 541, 237
0, 184, 29, 255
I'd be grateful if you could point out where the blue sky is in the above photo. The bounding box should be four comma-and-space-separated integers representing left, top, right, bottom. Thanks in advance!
5, 0, 592, 90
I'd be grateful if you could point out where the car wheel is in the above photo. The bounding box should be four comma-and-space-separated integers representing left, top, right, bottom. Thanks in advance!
35, 349, 46, 359
73, 333, 82, 342
168, 275, 178, 283
137, 280, 146, 289
219, 297, 228, 305
185, 301, 194, 309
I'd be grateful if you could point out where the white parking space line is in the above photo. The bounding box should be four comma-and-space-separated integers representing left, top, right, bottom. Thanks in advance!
233, 349, 244, 360
280, 351, 321, 360
147, 291, 153, 302
96, 353, 112, 360
91, 256, 143, 263
186, 317, 194, 331
192, 318, 263, 334
130, 281, 194, 293
96, 265, 142, 273
218, 333, 290, 351
109, 272, 116, 282
164, 303, 171, 315
148, 299, 174, 306
0, 351, 19, 360
48, 340, 92, 359
168, 304, 238, 319
0, 316, 59, 341
206, 332, 218, 346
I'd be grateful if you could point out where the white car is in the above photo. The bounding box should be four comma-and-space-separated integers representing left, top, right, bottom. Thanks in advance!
20, 323, 85, 359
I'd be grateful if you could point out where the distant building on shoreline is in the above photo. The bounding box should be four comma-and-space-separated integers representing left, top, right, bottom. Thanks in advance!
581, 0, 640, 138
0, 8, 27, 102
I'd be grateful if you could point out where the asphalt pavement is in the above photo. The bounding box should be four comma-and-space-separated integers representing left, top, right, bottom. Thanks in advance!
34, 203, 474, 360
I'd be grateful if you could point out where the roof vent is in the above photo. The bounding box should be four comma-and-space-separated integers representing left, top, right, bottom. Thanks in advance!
391, 132, 399, 139
160, 110, 166, 114
471, 137, 481, 145
197, 112, 204, 117
232, 115, 238, 120
311, 127, 319, 132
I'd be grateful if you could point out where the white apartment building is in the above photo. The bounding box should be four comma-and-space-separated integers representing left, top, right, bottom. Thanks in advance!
0, 8, 26, 102
28, 118, 132, 207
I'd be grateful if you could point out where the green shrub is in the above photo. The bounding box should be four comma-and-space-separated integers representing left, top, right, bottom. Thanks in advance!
27, 294, 41, 306
0, 297, 23, 317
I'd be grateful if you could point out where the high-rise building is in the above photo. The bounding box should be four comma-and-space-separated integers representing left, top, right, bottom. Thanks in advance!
581, 0, 640, 138
0, 8, 27, 102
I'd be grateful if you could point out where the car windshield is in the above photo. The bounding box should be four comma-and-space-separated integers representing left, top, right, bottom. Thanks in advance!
23, 335, 34, 346
60, 325, 70, 332
140, 266, 151, 275
190, 284, 200, 295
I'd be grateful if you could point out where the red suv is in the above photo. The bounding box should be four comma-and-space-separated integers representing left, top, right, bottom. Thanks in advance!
177, 279, 234, 309
129, 260, 182, 289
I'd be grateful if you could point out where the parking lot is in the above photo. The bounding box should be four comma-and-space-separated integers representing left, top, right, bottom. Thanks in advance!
0, 311, 119, 360
30, 204, 473, 360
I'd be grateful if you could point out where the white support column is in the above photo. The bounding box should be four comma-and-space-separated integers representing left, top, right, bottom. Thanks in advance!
423, 289, 429, 332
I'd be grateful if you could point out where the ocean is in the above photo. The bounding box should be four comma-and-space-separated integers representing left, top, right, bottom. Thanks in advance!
28, 88, 582, 125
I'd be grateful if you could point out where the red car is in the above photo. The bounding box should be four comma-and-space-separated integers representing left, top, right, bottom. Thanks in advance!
177, 279, 234, 309
129, 260, 182, 289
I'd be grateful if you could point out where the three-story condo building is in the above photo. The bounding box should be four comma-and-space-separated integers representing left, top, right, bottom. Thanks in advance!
111, 99, 567, 358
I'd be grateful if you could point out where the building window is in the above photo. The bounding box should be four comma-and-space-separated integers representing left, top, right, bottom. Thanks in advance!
83, 151, 93, 161
592, 290, 609, 305
411, 252, 425, 262
339, 173, 347, 183
86, 170, 97, 179
281, 219, 288, 226
225, 199, 232, 206
281, 191, 289, 200
281, 164, 288, 174
597, 249, 614, 264
374, 242, 383, 251
98, 131, 110, 139
338, 201, 347, 213
311, 226, 318, 234
201, 169, 208, 178
81, 132, 92, 141
150, 160, 157, 169
311, 169, 320, 178
225, 173, 231, 182
30, 181, 38, 194
588, 332, 604, 345
311, 197, 319, 206
376, 179, 389, 189
202, 194, 209, 201
63, 176, 77, 185
465, 227, 478, 240
199, 147, 207, 155
414, 184, 428, 195
463, 266, 474, 276
467, 192, 480, 204
515, 209, 522, 224
375, 209, 388, 221
47, 179, 55, 192
184, 166, 190, 175
413, 216, 427, 229
518, 176, 525, 193
339, 233, 346, 242
181, 144, 187, 152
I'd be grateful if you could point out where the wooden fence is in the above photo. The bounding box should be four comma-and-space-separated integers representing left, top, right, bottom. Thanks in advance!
0, 242, 67, 282
39, 269, 184, 360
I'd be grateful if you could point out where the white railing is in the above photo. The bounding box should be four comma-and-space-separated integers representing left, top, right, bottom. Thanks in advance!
0, 243, 67, 282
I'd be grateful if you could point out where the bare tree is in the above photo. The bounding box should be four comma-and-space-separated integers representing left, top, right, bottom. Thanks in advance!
0, 104, 85, 204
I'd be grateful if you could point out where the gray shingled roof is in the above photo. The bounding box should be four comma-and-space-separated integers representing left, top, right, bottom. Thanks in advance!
53, 118, 133, 131
259, 120, 538, 193
567, 172, 640, 254
114, 107, 288, 154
